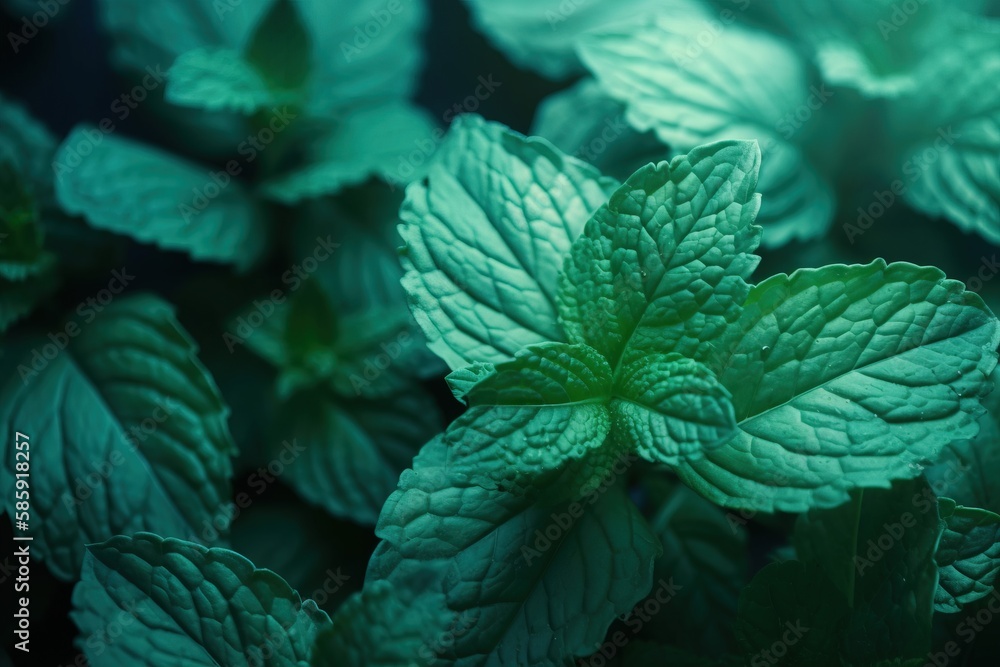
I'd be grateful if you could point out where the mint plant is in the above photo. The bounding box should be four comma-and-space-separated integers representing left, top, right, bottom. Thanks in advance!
357, 115, 1000, 664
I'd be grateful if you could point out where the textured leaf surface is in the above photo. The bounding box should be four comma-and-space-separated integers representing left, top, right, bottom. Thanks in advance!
436, 342, 613, 494
673, 260, 1000, 512
71, 533, 331, 667
400, 114, 617, 369
369, 443, 660, 666
0, 295, 235, 579
312, 581, 452, 667
935, 499, 1000, 613
580, 17, 836, 246
559, 141, 761, 367
54, 128, 267, 271
612, 354, 737, 465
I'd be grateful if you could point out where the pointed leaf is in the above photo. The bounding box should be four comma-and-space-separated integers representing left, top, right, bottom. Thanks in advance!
676, 260, 1000, 512
399, 114, 618, 369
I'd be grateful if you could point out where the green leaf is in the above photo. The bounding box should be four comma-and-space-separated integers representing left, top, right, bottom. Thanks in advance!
54, 128, 267, 271
399, 114, 618, 369
759, 0, 965, 97
166, 47, 298, 114
261, 103, 436, 202
579, 17, 836, 246
638, 478, 748, 656
463, 0, 709, 79
612, 354, 737, 465
674, 260, 1000, 512
558, 141, 761, 368
0, 295, 235, 579
792, 478, 945, 663
98, 0, 427, 111
888, 24, 1000, 243
935, 499, 1000, 613
437, 342, 614, 495
283, 280, 338, 372
369, 447, 661, 666
926, 367, 1000, 513
71, 533, 331, 667
312, 580, 453, 667
244, 0, 311, 91
531, 78, 667, 182
270, 387, 441, 525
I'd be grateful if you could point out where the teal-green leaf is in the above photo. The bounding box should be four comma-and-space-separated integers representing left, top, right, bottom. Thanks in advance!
926, 366, 1000, 513
791, 478, 944, 663
579, 16, 836, 246
888, 24, 1000, 243
935, 499, 1000, 613
270, 387, 441, 525
369, 450, 660, 666
54, 128, 268, 271
531, 78, 668, 183
0, 295, 235, 579
261, 103, 437, 202
612, 354, 737, 465
243, 0, 311, 92
463, 0, 709, 79
674, 260, 1000, 512
166, 47, 298, 114
438, 342, 613, 494
312, 580, 453, 667
558, 141, 761, 368
71, 533, 331, 667
399, 114, 618, 369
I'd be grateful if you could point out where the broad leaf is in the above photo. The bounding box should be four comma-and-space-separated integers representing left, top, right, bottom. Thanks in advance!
54, 128, 268, 271
612, 354, 737, 465
99, 0, 427, 112
741, 478, 945, 665
674, 260, 1000, 512
261, 103, 437, 202
935, 499, 1000, 613
793, 478, 945, 663
559, 141, 762, 368
71, 533, 331, 666
888, 25, 1000, 243
243, 0, 311, 92
0, 295, 235, 579
369, 447, 660, 666
166, 47, 297, 114
312, 581, 453, 667
531, 78, 667, 182
580, 17, 836, 246
399, 114, 617, 369
463, 0, 708, 79
436, 342, 614, 494
270, 387, 440, 525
